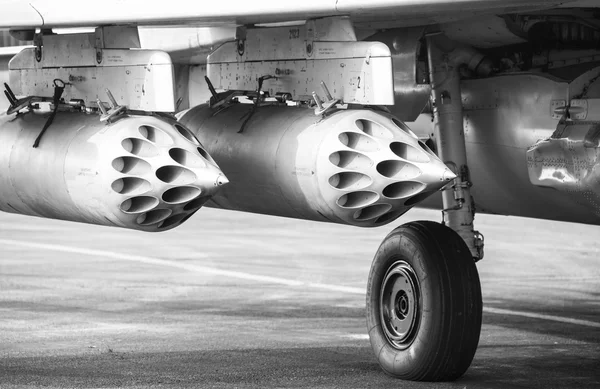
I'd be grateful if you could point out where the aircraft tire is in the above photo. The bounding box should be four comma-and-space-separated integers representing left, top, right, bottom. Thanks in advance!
366, 220, 482, 381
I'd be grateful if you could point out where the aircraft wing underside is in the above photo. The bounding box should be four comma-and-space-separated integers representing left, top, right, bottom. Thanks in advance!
0, 0, 588, 29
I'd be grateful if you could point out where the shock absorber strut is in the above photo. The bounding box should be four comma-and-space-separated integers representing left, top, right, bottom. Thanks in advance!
426, 32, 486, 260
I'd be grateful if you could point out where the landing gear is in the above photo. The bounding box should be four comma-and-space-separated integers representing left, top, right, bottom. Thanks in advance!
366, 221, 482, 381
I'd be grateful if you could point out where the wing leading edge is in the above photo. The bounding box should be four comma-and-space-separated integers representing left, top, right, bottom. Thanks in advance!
0, 0, 576, 29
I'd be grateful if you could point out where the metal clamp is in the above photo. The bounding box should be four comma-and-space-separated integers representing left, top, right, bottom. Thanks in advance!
94, 28, 104, 64
237, 75, 275, 133
441, 163, 472, 212
98, 89, 126, 123
312, 81, 340, 116
34, 33, 43, 62
474, 231, 485, 261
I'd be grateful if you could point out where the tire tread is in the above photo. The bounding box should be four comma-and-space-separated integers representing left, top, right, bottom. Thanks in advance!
367, 220, 482, 381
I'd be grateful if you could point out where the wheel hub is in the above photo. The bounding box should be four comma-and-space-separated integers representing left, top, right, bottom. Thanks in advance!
380, 260, 420, 349
395, 290, 410, 319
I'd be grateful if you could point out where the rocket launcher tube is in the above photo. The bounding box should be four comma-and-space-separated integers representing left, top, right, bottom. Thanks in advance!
180, 105, 454, 227
0, 112, 227, 231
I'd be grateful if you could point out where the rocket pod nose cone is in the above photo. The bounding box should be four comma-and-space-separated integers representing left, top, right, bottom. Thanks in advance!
96, 116, 227, 231
315, 110, 457, 227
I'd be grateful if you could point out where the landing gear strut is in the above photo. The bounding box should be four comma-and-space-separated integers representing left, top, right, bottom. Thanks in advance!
426, 32, 486, 261
366, 32, 486, 381
366, 221, 482, 381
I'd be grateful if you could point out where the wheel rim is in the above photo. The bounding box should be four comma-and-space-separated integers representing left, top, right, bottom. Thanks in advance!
379, 260, 420, 349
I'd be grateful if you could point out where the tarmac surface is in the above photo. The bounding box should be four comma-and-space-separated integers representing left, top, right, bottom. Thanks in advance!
0, 207, 599, 388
